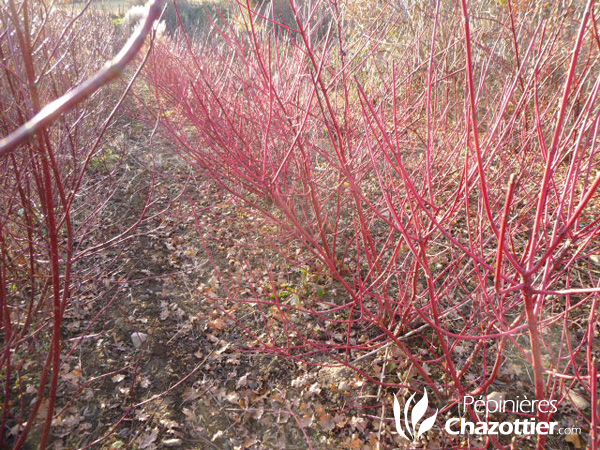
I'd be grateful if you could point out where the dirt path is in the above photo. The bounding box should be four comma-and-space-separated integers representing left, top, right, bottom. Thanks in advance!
49, 126, 387, 450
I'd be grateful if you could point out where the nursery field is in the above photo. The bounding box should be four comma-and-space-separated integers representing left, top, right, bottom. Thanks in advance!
62, 0, 136, 15
63, 0, 216, 15
1, 0, 599, 449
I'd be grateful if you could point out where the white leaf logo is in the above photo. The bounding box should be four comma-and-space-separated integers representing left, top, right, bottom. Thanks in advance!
417, 412, 437, 438
393, 388, 438, 441
393, 394, 410, 441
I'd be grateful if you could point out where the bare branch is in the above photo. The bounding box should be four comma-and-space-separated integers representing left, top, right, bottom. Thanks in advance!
0, 0, 165, 157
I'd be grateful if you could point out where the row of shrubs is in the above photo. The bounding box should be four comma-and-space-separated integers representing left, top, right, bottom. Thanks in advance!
148, 1, 600, 448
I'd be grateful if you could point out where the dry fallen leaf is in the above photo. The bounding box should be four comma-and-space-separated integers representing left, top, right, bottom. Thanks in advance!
111, 374, 125, 383
298, 413, 313, 428
225, 391, 239, 404
135, 427, 158, 449
236, 373, 249, 389
334, 413, 348, 428
306, 382, 321, 397
319, 412, 335, 431
566, 391, 590, 410
212, 430, 224, 441
565, 432, 584, 449
182, 387, 201, 403
486, 391, 506, 412
342, 435, 363, 449
182, 407, 197, 425
208, 318, 227, 330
